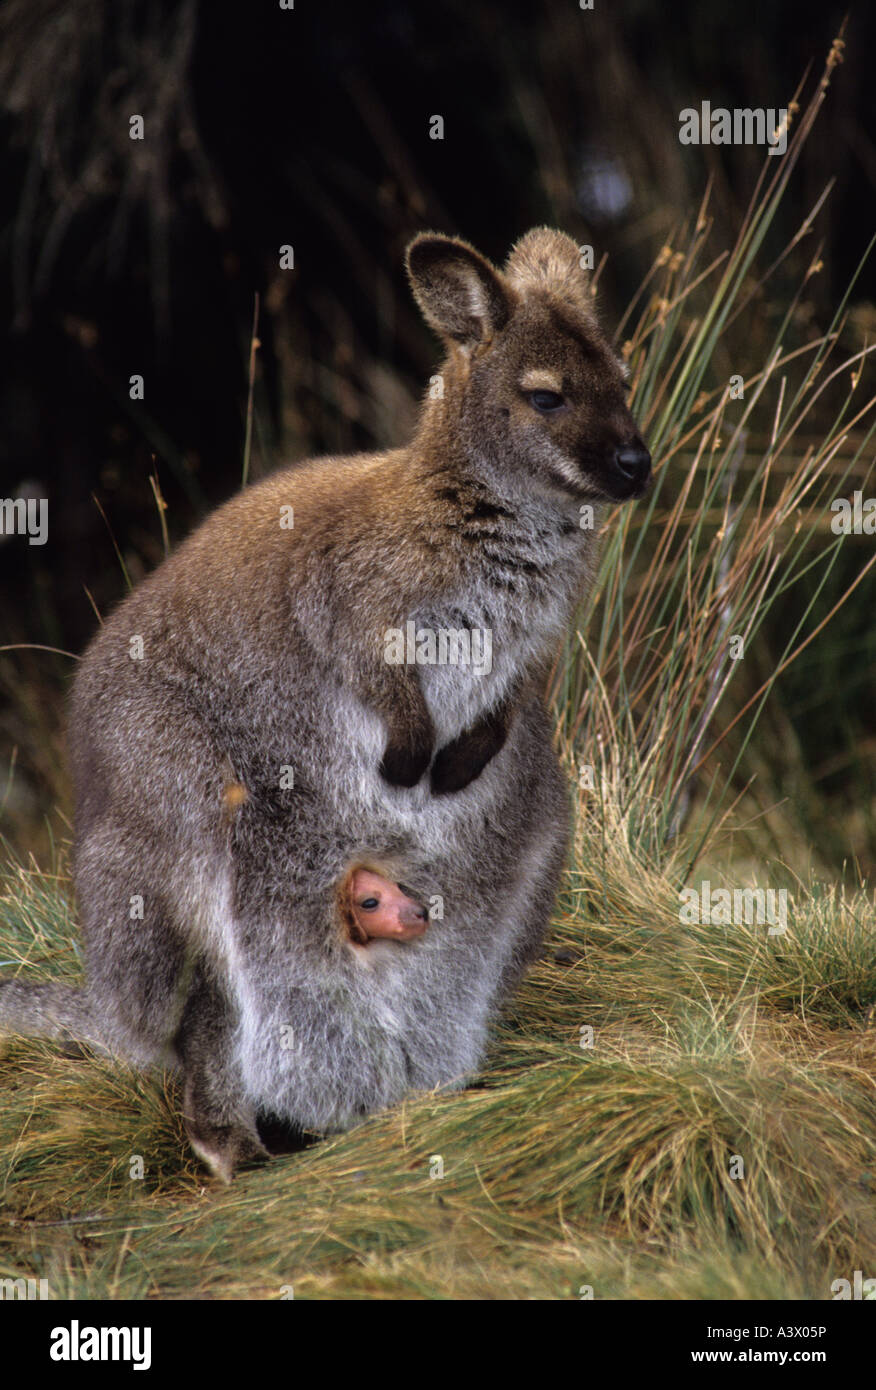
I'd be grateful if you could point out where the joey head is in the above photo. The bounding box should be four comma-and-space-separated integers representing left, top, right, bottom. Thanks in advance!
339, 867, 429, 946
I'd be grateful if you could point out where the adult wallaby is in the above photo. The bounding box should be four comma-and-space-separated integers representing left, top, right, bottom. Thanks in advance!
0, 228, 650, 1180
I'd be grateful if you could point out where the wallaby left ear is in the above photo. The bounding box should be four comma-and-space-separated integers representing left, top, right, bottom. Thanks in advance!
406, 233, 511, 349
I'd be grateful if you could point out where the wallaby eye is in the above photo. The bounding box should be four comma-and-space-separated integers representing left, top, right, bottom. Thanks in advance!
358, 897, 380, 911
529, 389, 565, 414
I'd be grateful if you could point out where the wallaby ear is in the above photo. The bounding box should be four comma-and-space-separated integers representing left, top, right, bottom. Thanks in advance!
406, 233, 511, 349
504, 227, 594, 318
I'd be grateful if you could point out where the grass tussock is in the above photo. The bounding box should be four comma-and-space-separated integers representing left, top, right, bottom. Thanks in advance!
0, 822, 873, 1300
550, 28, 876, 872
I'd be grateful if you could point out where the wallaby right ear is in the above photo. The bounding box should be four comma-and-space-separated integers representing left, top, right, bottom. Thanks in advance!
406, 233, 511, 349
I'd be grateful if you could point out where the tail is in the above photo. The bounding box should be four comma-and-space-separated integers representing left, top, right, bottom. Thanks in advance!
0, 980, 108, 1052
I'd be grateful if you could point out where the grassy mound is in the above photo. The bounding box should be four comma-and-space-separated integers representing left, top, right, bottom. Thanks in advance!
1, 836, 873, 1301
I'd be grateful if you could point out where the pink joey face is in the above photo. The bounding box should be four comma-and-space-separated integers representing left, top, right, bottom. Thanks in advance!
349, 869, 429, 944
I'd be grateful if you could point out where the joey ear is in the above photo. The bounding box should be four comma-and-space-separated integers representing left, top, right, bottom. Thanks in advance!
406, 233, 511, 349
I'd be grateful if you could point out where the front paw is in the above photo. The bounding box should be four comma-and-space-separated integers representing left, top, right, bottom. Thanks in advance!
379, 740, 432, 788
430, 740, 484, 795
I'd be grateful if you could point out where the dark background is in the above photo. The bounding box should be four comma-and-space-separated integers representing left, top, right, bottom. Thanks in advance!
1, 0, 874, 855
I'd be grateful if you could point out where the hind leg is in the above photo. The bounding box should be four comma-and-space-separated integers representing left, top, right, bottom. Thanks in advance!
67, 664, 244, 1065
74, 834, 267, 1178
71, 829, 195, 1065
174, 968, 267, 1183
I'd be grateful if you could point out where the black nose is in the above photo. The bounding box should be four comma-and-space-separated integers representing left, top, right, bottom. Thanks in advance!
614, 442, 651, 486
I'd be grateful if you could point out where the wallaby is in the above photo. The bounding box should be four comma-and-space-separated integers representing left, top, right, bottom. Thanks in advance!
0, 227, 650, 1181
